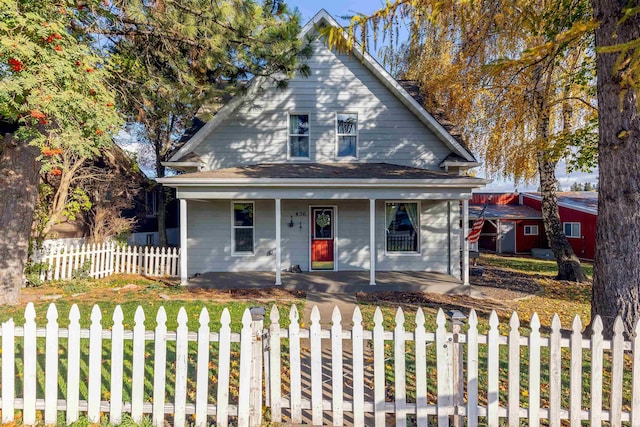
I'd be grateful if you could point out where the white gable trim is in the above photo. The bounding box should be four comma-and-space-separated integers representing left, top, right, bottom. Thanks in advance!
170, 9, 476, 163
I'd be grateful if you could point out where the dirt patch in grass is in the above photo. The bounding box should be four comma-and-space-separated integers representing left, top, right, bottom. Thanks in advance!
17, 274, 305, 307
356, 291, 515, 317
356, 255, 593, 327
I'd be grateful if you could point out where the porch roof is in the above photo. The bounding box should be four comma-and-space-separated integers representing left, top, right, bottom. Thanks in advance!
469, 204, 543, 220
158, 162, 489, 189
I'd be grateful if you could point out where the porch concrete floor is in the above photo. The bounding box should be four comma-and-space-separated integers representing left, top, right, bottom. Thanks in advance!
186, 270, 468, 294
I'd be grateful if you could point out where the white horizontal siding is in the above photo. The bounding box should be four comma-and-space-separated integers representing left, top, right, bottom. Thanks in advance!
196, 39, 452, 170
187, 200, 277, 274
186, 199, 457, 275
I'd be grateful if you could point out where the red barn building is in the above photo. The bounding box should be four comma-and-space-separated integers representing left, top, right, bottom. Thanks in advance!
469, 192, 597, 260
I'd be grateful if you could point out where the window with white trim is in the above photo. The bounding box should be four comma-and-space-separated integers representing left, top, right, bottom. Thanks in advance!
524, 225, 539, 235
385, 202, 420, 253
564, 222, 581, 238
336, 112, 357, 157
288, 114, 309, 158
232, 202, 254, 254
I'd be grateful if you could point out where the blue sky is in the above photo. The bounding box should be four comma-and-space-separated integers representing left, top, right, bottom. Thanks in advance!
286, 1, 599, 192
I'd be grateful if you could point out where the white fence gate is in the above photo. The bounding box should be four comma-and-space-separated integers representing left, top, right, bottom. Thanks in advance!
33, 243, 180, 281
0, 303, 638, 426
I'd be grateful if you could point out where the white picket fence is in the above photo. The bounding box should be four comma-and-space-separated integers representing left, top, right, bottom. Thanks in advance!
33, 243, 180, 281
0, 303, 638, 426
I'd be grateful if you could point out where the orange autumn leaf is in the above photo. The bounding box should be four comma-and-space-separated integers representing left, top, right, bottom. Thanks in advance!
30, 109, 46, 119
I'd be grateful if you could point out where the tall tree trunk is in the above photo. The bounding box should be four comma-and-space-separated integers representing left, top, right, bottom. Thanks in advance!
533, 65, 587, 282
592, 0, 640, 336
155, 141, 168, 247
0, 136, 41, 304
538, 153, 588, 282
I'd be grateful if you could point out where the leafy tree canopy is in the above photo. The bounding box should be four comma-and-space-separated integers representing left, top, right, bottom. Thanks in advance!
0, 0, 121, 173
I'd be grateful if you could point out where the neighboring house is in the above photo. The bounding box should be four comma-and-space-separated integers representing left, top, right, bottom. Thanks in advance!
469, 192, 597, 260
44, 143, 177, 244
158, 10, 489, 286
522, 192, 597, 260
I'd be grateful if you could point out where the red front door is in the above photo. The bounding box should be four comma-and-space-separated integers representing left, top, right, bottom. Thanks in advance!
311, 207, 335, 270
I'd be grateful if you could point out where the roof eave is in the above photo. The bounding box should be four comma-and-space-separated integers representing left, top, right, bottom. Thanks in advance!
440, 160, 482, 168
157, 176, 491, 188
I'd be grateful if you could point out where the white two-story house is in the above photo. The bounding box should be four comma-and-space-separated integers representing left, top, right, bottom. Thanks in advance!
158, 10, 488, 287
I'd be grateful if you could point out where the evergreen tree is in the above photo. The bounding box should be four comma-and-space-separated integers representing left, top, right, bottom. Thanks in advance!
104, 0, 310, 246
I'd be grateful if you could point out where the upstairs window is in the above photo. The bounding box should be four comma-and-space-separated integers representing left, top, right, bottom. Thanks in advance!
385, 202, 420, 253
564, 222, 581, 238
289, 114, 309, 159
232, 202, 254, 255
336, 113, 358, 158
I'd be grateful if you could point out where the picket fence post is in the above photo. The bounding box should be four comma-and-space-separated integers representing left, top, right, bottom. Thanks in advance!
87, 305, 103, 423
269, 305, 282, 423
195, 308, 210, 427
131, 307, 146, 423
174, 308, 189, 427
110, 306, 125, 425
217, 308, 232, 427
414, 308, 428, 427
487, 311, 500, 426
436, 308, 451, 427
394, 308, 407, 427
237, 309, 253, 427
66, 305, 81, 424
529, 313, 541, 427
467, 310, 479, 427
289, 305, 302, 424
44, 304, 59, 425
352, 307, 365, 427
23, 303, 37, 426
611, 317, 625, 426
310, 306, 323, 426
373, 307, 386, 427
331, 306, 344, 427
152, 307, 168, 427
508, 312, 520, 427
570, 315, 583, 426
1, 318, 16, 424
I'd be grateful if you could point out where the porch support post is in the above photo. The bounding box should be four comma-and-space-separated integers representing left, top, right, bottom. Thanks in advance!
179, 198, 188, 286
462, 199, 469, 286
275, 198, 282, 285
369, 198, 376, 285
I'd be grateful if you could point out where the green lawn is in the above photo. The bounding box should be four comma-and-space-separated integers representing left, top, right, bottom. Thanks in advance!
480, 252, 593, 278
0, 275, 303, 331
0, 258, 624, 426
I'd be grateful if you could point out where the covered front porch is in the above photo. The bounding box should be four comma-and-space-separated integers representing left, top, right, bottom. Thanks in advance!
157, 163, 490, 288
186, 269, 468, 294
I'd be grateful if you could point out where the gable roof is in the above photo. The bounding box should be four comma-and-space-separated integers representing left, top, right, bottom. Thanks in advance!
524, 192, 598, 215
469, 204, 543, 220
159, 162, 489, 188
168, 9, 478, 164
